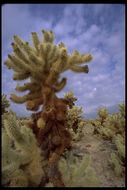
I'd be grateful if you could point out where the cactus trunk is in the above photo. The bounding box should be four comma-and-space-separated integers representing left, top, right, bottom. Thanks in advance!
28, 84, 72, 186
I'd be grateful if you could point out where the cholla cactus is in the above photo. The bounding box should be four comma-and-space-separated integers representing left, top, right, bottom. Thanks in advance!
108, 129, 125, 177
97, 107, 108, 124
64, 91, 77, 108
118, 103, 125, 118
66, 105, 83, 128
2, 94, 10, 114
64, 91, 77, 101
4, 29, 92, 186
87, 119, 102, 135
65, 92, 85, 141
109, 152, 124, 177
104, 113, 124, 134
66, 104, 85, 141
4, 30, 92, 109
58, 151, 101, 187
90, 103, 125, 140
109, 134, 125, 177
113, 134, 125, 161
2, 113, 44, 187
117, 103, 125, 130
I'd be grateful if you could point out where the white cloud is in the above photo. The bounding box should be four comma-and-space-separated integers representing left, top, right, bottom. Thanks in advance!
54, 4, 86, 37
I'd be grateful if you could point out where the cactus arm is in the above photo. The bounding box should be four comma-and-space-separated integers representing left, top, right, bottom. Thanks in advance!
10, 91, 41, 104
31, 32, 40, 52
42, 30, 55, 43
70, 65, 89, 73
11, 43, 30, 64
4, 59, 22, 72
54, 78, 67, 92
13, 72, 30, 80
15, 83, 41, 92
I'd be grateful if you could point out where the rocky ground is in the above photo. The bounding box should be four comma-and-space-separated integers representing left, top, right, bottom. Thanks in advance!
72, 125, 125, 187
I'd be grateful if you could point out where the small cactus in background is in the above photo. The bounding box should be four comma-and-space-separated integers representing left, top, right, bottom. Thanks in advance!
2, 94, 10, 114
117, 103, 125, 131
65, 93, 85, 141
118, 103, 125, 118
103, 113, 125, 135
97, 107, 109, 124
64, 91, 77, 108
89, 104, 125, 140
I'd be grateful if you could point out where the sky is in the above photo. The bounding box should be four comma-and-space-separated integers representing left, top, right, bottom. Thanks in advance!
2, 4, 125, 118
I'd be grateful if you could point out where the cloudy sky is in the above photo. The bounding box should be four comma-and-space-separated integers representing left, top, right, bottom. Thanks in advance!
2, 4, 125, 118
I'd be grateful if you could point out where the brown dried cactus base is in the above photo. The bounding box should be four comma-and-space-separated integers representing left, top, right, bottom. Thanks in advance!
29, 94, 72, 187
